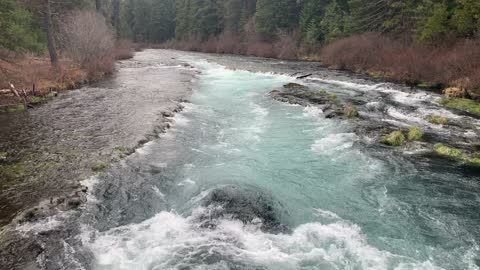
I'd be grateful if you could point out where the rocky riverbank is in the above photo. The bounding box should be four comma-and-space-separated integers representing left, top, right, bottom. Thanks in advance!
270, 82, 480, 167
0, 50, 197, 269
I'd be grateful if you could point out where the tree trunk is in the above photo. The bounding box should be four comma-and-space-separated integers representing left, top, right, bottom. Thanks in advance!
45, 0, 58, 66
112, 0, 120, 36
96, 0, 101, 12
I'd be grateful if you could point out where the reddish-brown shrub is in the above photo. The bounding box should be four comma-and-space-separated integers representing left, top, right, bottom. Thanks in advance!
273, 31, 297, 60
113, 40, 135, 60
246, 42, 276, 58
321, 34, 480, 92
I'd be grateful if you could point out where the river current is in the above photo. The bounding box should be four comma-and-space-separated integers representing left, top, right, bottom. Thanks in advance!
9, 50, 480, 269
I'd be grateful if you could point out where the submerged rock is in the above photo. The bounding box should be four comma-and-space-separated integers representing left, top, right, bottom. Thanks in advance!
199, 185, 289, 233
269, 83, 351, 119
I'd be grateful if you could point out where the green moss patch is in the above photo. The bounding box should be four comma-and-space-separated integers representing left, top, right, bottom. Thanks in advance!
407, 126, 423, 141
428, 115, 448, 125
27, 96, 46, 104
0, 163, 26, 184
384, 131, 405, 146
317, 89, 327, 95
0, 104, 26, 113
92, 161, 109, 172
465, 158, 480, 166
438, 98, 480, 116
417, 82, 430, 88
434, 144, 463, 158
46, 91, 58, 98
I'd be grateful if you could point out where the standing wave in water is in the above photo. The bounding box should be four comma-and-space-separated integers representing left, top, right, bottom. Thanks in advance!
10, 51, 480, 270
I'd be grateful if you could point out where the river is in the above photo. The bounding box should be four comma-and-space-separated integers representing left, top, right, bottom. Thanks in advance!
1, 50, 480, 269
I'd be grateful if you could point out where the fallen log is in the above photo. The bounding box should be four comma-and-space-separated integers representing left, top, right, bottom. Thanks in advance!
9, 82, 28, 108
296, 73, 313, 79
0, 89, 13, 95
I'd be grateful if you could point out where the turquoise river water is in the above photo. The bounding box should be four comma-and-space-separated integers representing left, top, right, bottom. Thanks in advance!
11, 50, 480, 270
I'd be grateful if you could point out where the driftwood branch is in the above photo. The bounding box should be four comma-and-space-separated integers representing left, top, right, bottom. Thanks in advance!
9, 82, 28, 108
296, 74, 313, 79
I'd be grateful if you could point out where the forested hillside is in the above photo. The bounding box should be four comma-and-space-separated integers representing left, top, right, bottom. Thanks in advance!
1, 0, 480, 105
121, 0, 480, 46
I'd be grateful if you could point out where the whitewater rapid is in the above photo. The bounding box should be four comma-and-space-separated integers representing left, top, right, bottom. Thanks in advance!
11, 50, 480, 270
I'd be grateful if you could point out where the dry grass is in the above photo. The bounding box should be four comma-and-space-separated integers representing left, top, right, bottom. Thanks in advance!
1, 57, 87, 95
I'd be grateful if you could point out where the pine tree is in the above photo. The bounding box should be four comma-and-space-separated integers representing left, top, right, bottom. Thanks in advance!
0, 0, 45, 53
299, 0, 328, 45
150, 0, 176, 42
348, 0, 389, 33
255, 0, 297, 41
320, 0, 348, 43
418, 1, 450, 41
451, 0, 480, 36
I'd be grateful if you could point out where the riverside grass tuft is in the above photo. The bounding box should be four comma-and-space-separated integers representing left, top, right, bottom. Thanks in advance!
384, 131, 405, 146
408, 126, 423, 141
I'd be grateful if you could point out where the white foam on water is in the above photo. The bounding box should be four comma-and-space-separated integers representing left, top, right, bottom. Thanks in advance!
85, 207, 440, 270
151, 186, 165, 198
177, 178, 196, 186
251, 103, 269, 118
386, 107, 433, 127
80, 176, 100, 203
314, 209, 343, 222
17, 212, 70, 235
171, 113, 190, 126
366, 101, 386, 112
309, 77, 386, 92
309, 77, 434, 105
303, 106, 324, 118
389, 91, 432, 105
311, 133, 357, 155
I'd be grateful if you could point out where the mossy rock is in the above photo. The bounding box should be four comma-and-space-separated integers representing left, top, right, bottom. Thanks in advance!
0, 104, 26, 113
283, 83, 307, 90
22, 208, 40, 223
383, 131, 405, 146
407, 126, 423, 141
428, 115, 448, 125
438, 98, 480, 116
434, 144, 463, 158
0, 152, 7, 160
113, 146, 134, 159
27, 96, 46, 105
46, 91, 58, 98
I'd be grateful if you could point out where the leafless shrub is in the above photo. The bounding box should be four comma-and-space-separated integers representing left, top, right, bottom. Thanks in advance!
274, 31, 297, 60
61, 11, 114, 70
321, 34, 480, 93
113, 40, 135, 60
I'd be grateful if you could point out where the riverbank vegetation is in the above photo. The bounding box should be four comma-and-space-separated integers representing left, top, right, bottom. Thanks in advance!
0, 0, 134, 111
